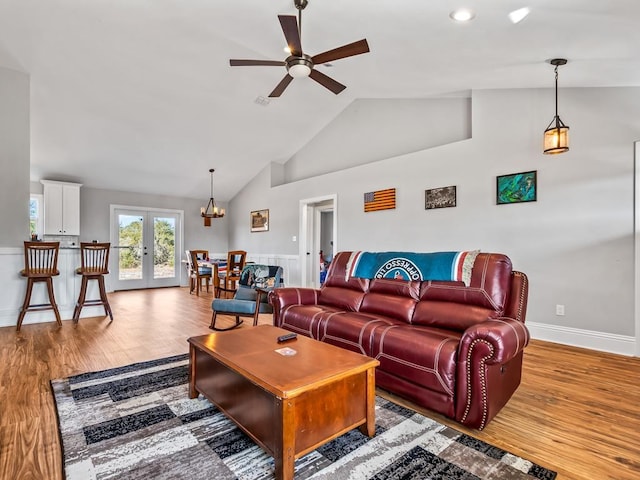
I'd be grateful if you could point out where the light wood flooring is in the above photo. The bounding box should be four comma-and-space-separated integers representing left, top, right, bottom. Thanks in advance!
1, 287, 639, 479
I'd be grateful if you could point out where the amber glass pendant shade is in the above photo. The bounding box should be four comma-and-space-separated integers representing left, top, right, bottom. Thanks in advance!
543, 59, 569, 155
543, 121, 569, 155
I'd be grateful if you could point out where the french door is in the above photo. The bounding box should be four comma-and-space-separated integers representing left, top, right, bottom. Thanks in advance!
110, 206, 183, 290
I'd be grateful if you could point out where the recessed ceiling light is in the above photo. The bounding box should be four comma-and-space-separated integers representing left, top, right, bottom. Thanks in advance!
449, 8, 476, 23
508, 7, 531, 24
284, 46, 291, 54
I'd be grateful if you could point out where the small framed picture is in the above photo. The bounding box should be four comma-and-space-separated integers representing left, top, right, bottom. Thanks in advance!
425, 186, 457, 209
496, 170, 537, 205
250, 209, 269, 232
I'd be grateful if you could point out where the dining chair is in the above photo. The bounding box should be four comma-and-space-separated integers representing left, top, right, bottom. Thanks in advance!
210, 264, 283, 331
16, 241, 62, 331
216, 250, 246, 298
188, 249, 212, 296
73, 242, 113, 322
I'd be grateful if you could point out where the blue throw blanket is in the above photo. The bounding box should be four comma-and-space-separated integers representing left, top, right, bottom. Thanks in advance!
346, 251, 479, 285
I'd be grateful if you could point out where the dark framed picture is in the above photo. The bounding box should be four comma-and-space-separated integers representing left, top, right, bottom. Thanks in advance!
425, 185, 457, 209
496, 170, 537, 205
250, 209, 269, 232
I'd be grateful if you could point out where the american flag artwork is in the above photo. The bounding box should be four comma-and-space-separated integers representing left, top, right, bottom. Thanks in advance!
364, 188, 396, 212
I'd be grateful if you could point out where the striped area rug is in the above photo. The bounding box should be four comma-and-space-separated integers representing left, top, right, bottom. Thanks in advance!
51, 354, 557, 480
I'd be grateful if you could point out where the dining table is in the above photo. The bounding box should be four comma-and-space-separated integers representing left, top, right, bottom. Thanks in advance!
199, 259, 227, 293
181, 258, 227, 294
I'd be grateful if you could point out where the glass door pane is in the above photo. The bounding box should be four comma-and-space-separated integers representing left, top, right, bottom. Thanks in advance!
118, 214, 144, 281
153, 216, 176, 280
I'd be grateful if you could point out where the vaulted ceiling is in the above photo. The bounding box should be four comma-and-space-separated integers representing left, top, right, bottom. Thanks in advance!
1, 0, 639, 201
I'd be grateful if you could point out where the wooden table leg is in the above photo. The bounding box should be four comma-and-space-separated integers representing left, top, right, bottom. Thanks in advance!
188, 345, 199, 399
274, 397, 296, 480
359, 367, 376, 437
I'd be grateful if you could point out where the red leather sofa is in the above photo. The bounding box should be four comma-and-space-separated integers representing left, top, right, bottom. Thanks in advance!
270, 251, 529, 430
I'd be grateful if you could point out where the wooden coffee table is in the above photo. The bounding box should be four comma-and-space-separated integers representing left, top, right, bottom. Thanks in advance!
188, 325, 379, 480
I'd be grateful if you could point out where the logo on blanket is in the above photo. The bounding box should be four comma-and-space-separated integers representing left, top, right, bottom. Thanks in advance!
374, 257, 421, 280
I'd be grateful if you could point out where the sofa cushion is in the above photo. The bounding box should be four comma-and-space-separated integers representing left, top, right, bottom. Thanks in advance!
359, 278, 420, 323
370, 325, 461, 398
318, 286, 367, 311
318, 311, 403, 356
278, 304, 343, 337
412, 301, 498, 330
317, 252, 370, 311
418, 253, 512, 313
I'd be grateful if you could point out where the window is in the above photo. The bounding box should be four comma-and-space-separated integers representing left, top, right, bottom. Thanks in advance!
30, 194, 44, 239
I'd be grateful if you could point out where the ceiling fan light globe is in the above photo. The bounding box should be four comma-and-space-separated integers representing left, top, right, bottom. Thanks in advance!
289, 64, 311, 78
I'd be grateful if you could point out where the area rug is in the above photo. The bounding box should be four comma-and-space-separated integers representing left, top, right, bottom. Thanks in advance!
51, 354, 557, 480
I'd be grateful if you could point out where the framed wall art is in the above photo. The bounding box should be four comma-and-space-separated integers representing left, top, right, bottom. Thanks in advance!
425, 185, 457, 209
364, 188, 396, 212
250, 209, 269, 232
496, 170, 537, 205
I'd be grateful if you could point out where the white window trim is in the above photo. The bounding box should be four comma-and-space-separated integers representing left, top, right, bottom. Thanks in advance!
30, 193, 44, 239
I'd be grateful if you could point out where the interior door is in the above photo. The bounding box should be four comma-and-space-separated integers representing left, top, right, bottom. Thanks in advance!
111, 207, 182, 290
300, 195, 337, 288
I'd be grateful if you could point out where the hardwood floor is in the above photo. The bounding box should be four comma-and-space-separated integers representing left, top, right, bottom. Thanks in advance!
0, 287, 639, 479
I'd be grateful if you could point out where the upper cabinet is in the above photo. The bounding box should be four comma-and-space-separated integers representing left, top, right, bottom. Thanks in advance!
41, 180, 82, 235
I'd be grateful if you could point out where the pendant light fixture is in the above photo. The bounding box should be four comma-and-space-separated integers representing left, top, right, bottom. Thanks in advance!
200, 168, 224, 227
543, 58, 570, 155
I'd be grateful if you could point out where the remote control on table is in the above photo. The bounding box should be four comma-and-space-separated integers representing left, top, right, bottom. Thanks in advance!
277, 333, 297, 343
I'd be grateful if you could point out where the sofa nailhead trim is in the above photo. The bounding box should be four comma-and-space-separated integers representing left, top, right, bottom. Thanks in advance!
513, 271, 527, 323
460, 338, 493, 429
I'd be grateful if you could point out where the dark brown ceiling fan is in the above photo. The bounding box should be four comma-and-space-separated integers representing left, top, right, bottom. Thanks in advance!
229, 0, 370, 98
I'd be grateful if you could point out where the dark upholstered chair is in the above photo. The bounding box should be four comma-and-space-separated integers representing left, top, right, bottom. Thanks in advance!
210, 264, 283, 331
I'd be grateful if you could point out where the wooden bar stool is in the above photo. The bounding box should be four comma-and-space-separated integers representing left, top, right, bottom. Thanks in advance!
73, 242, 113, 322
17, 241, 62, 331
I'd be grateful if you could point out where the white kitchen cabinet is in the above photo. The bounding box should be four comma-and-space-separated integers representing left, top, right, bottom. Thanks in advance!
41, 180, 82, 235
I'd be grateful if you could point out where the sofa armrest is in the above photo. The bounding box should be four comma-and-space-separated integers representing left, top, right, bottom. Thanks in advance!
455, 317, 530, 429
460, 317, 530, 365
269, 287, 320, 325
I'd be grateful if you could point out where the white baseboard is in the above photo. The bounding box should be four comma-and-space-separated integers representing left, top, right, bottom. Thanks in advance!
527, 321, 637, 357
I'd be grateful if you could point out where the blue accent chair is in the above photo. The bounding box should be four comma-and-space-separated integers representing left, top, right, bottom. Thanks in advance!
210, 264, 284, 331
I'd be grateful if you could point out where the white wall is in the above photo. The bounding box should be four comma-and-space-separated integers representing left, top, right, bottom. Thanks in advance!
280, 97, 472, 184
0, 66, 29, 247
228, 87, 640, 355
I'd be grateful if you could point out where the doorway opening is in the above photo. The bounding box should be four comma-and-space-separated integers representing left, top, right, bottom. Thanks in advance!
110, 205, 183, 291
299, 194, 337, 288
